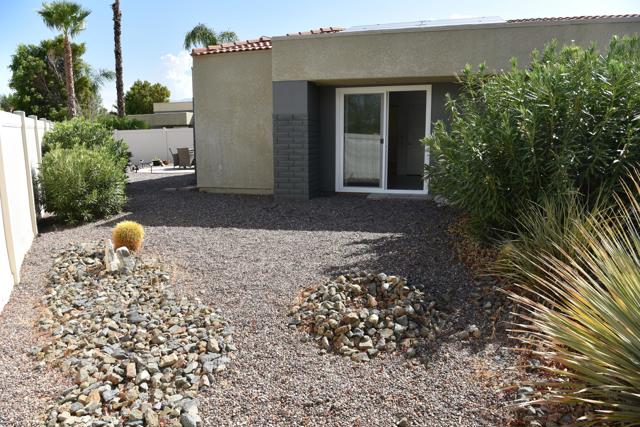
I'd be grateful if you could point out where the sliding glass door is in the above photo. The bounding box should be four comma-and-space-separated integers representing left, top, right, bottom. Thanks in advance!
336, 85, 431, 194
343, 93, 384, 188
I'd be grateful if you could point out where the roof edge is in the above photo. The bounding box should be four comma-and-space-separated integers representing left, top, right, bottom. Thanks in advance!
272, 14, 640, 41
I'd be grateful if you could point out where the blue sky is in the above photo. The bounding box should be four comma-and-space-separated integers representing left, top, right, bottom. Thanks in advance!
1, 0, 639, 111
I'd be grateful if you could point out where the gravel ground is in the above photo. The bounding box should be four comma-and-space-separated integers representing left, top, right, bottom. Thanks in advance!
0, 172, 515, 426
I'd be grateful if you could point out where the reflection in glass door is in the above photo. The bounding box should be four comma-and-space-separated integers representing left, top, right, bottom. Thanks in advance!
387, 91, 427, 190
343, 93, 383, 188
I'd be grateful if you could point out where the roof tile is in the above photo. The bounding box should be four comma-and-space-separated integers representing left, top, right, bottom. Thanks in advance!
192, 16, 639, 56
191, 27, 343, 56
507, 14, 640, 23
191, 36, 272, 56
285, 26, 344, 36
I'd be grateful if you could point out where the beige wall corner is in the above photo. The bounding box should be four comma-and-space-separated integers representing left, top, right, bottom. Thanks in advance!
193, 50, 274, 194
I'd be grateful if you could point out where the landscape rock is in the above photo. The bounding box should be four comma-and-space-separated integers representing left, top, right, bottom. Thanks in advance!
291, 272, 448, 361
35, 241, 235, 426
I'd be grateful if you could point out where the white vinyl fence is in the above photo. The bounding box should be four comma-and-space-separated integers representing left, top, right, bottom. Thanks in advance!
0, 111, 53, 313
113, 127, 194, 167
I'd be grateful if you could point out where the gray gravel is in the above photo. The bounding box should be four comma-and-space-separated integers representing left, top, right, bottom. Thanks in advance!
0, 172, 513, 426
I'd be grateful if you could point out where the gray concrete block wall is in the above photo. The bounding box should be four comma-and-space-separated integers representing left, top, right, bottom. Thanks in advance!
273, 80, 322, 199
273, 113, 312, 199
307, 115, 321, 197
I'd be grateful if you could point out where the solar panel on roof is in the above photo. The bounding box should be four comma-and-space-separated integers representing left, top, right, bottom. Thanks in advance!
344, 16, 506, 32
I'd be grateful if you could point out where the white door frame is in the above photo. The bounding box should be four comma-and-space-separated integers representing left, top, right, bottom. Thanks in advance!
335, 85, 432, 194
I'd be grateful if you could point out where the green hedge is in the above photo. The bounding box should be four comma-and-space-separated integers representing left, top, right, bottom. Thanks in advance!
424, 36, 640, 239
43, 117, 129, 165
40, 146, 126, 224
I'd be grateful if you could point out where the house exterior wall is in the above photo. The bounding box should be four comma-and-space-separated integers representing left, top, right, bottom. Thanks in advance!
272, 19, 640, 82
194, 17, 639, 198
272, 80, 460, 196
193, 50, 273, 194
314, 82, 460, 193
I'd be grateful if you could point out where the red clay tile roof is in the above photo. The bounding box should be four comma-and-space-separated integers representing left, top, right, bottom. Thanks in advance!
191, 36, 272, 56
191, 27, 344, 56
285, 26, 344, 36
507, 14, 640, 23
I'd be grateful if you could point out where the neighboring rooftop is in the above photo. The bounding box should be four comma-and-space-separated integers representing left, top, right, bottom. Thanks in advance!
191, 27, 344, 56
191, 15, 640, 56
507, 14, 640, 23
344, 16, 505, 32
153, 101, 192, 113
128, 101, 194, 128
191, 36, 273, 56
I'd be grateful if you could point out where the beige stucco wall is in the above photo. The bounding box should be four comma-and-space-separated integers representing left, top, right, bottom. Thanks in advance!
153, 101, 193, 113
129, 111, 193, 128
193, 50, 273, 194
272, 19, 640, 82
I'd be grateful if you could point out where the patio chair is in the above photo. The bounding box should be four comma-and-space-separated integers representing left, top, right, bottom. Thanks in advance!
177, 147, 193, 168
169, 148, 179, 167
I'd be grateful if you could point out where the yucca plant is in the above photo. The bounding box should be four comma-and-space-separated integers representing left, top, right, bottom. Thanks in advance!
508, 169, 640, 425
495, 191, 607, 291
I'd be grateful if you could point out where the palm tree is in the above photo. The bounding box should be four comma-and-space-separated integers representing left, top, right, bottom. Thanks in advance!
112, 0, 124, 117
183, 23, 238, 50
38, 1, 90, 118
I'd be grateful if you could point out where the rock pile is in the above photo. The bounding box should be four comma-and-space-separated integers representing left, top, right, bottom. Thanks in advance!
290, 272, 449, 362
32, 242, 235, 426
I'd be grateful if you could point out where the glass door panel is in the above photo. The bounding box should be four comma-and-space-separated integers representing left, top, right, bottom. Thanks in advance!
387, 91, 426, 190
343, 93, 383, 188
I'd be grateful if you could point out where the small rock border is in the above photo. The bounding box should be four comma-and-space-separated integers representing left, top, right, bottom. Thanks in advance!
32, 241, 235, 426
290, 272, 450, 362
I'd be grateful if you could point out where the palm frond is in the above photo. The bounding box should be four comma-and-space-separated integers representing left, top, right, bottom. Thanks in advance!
38, 1, 90, 37
183, 23, 218, 50
217, 31, 238, 44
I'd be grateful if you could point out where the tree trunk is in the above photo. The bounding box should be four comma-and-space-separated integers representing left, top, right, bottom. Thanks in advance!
63, 35, 78, 117
112, 0, 125, 117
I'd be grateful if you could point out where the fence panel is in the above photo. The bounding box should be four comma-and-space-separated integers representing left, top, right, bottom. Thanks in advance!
24, 116, 40, 179
0, 111, 48, 313
0, 197, 12, 311
114, 128, 194, 166
165, 128, 194, 162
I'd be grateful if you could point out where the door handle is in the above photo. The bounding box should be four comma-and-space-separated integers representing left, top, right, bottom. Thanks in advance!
380, 137, 384, 144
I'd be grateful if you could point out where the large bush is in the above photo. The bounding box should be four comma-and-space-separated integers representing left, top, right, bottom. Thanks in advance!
43, 117, 129, 164
508, 170, 640, 425
40, 146, 126, 223
424, 36, 640, 239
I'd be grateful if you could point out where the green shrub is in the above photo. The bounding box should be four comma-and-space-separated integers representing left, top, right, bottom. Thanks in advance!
424, 36, 640, 239
40, 146, 126, 223
508, 170, 640, 424
43, 117, 129, 164
98, 115, 149, 130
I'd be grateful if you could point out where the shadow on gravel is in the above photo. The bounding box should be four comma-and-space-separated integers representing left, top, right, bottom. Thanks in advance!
112, 173, 510, 358
106, 174, 450, 234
